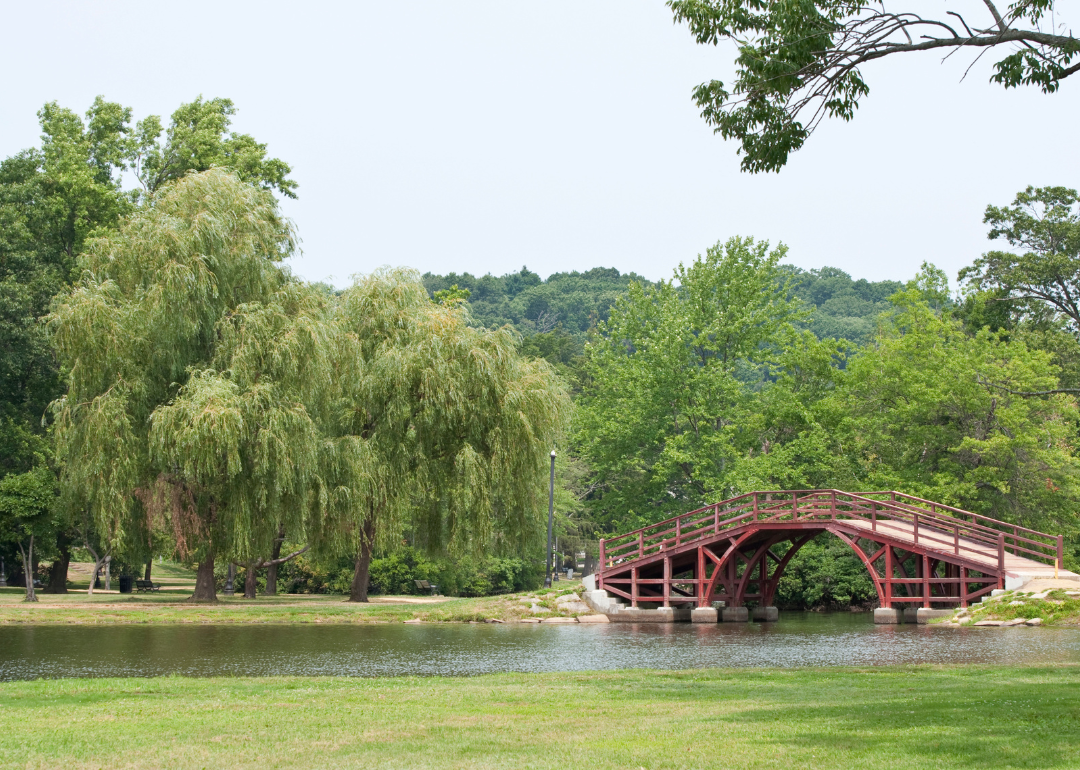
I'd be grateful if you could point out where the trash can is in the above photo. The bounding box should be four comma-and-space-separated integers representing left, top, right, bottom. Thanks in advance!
118, 575, 134, 594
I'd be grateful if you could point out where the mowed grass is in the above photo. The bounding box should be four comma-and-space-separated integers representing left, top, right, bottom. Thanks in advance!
0, 595, 551, 625
2, 665, 1078, 769
0, 570, 588, 625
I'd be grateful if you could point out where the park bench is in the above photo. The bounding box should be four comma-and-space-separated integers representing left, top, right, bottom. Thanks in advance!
135, 579, 161, 592
414, 579, 439, 596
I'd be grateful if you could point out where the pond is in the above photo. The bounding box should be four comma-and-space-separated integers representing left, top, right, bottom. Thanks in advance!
3, 612, 1079, 681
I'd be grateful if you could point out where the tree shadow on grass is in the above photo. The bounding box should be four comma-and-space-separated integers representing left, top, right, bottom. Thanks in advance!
684, 665, 1080, 768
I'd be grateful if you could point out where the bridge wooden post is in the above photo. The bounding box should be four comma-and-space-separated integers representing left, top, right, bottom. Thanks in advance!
884, 547, 893, 608
913, 513, 919, 545
631, 567, 638, 608
998, 533, 1005, 573
697, 547, 706, 607
663, 556, 671, 607
960, 565, 968, 608
922, 554, 930, 608
638, 532, 644, 559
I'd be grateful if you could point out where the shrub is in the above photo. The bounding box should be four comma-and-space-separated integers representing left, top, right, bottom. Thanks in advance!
273, 547, 543, 597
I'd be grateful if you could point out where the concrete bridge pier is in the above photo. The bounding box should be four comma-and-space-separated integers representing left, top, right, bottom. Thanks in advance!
721, 606, 749, 622
752, 606, 778, 622
873, 608, 903, 624
691, 607, 718, 623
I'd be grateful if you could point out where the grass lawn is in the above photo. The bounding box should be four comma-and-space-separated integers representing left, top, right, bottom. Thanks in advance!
2, 665, 1078, 769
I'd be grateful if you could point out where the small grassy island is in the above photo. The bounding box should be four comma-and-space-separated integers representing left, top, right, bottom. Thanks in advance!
936, 581, 1080, 627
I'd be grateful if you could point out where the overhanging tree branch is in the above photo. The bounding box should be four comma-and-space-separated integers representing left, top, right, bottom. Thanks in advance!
668, 0, 1079, 171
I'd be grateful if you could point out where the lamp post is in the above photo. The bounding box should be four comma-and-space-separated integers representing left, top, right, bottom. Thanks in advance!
545, 449, 555, 587
224, 563, 236, 596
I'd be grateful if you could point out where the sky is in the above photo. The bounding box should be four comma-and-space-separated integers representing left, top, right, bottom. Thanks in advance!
2, 1, 1077, 288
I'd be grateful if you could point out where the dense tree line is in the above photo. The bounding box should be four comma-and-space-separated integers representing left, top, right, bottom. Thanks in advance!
425, 190, 1080, 607
3, 96, 1079, 612
422, 263, 902, 349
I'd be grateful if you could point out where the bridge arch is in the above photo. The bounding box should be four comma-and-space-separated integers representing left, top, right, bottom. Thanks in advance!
596, 490, 1055, 614
700, 528, 883, 609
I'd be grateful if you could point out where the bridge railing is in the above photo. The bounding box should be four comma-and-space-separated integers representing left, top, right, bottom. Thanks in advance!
598, 489, 1064, 574
851, 492, 1062, 565
802, 491, 1059, 570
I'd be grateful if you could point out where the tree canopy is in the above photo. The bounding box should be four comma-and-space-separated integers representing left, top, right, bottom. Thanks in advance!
132, 96, 297, 199
576, 237, 803, 529
319, 269, 571, 601
0, 95, 298, 594
47, 171, 570, 601
668, 0, 1079, 172
959, 186, 1080, 334
50, 169, 312, 600
573, 245, 1080, 552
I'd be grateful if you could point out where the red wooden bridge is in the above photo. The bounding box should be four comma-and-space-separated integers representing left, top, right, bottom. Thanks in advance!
594, 490, 1075, 621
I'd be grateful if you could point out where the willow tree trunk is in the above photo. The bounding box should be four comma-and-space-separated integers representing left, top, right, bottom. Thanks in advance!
244, 563, 259, 599
191, 550, 217, 602
144, 560, 153, 581
45, 538, 71, 594
264, 562, 279, 596
264, 527, 284, 595
348, 519, 377, 603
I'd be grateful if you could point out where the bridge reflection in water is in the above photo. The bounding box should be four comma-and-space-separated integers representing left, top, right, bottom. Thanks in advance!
592, 490, 1077, 624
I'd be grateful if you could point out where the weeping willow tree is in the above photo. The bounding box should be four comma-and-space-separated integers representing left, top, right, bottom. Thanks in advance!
50, 170, 328, 601
317, 269, 570, 602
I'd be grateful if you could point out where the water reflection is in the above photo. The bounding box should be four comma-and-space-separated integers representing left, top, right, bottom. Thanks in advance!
2, 612, 1078, 681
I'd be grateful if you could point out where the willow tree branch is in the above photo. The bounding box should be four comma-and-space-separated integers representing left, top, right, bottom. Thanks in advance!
255, 544, 310, 569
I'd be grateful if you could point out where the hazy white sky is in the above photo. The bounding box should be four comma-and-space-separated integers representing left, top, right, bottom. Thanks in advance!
2, 1, 1077, 287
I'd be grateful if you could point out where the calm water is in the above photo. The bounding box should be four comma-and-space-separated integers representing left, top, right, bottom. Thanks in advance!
2, 613, 1079, 681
